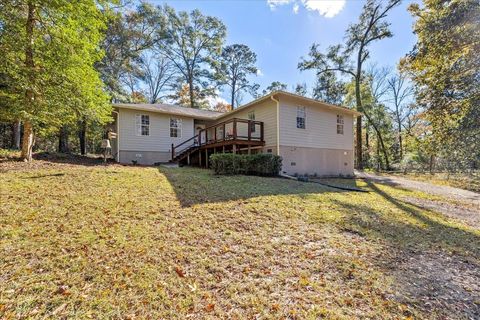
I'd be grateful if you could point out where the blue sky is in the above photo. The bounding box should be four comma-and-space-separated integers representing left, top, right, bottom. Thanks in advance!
149, 0, 418, 104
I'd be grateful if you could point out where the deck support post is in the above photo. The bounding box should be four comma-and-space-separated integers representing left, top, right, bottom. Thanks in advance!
222, 145, 225, 153
248, 146, 251, 155
233, 144, 237, 154
205, 149, 208, 168
187, 153, 190, 165
199, 150, 202, 167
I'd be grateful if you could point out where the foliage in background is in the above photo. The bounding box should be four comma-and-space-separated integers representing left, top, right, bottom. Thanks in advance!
215, 44, 259, 108
401, 0, 480, 172
0, 0, 113, 160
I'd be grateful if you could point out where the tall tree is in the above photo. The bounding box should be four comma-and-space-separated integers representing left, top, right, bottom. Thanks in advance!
138, 54, 175, 104
96, 2, 161, 103
216, 44, 259, 108
262, 81, 287, 95
294, 83, 308, 97
158, 5, 226, 108
0, 0, 112, 161
312, 71, 345, 105
298, 0, 401, 169
387, 72, 414, 160
401, 0, 480, 171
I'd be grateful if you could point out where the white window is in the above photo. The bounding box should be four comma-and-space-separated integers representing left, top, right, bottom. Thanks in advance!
296, 106, 306, 129
337, 114, 344, 134
170, 118, 182, 138
135, 114, 150, 136
248, 111, 256, 132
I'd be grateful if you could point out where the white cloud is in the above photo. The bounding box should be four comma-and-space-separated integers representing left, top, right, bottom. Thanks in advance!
256, 69, 264, 76
293, 3, 300, 14
301, 0, 345, 18
205, 92, 229, 109
267, 0, 345, 18
267, 0, 293, 9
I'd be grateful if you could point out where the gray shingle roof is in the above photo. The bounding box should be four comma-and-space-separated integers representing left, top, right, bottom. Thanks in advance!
114, 103, 224, 120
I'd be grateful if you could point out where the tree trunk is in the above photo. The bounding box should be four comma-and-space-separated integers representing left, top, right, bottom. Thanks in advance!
12, 121, 21, 149
21, 121, 34, 161
21, 2, 35, 162
354, 56, 363, 169
429, 154, 435, 174
78, 120, 87, 155
188, 77, 195, 108
58, 126, 70, 153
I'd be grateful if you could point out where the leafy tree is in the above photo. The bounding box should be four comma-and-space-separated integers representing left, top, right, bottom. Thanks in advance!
0, 0, 112, 161
294, 83, 308, 97
171, 83, 210, 109
401, 0, 480, 171
158, 5, 226, 108
262, 81, 288, 95
311, 71, 345, 105
298, 0, 401, 169
96, 2, 161, 103
138, 54, 175, 104
216, 44, 259, 108
386, 72, 414, 160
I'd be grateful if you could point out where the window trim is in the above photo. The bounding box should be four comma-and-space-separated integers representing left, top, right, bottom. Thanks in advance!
170, 117, 182, 138
135, 114, 150, 136
296, 106, 306, 129
336, 114, 344, 135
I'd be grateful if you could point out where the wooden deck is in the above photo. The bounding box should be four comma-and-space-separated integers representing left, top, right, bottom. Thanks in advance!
171, 118, 265, 167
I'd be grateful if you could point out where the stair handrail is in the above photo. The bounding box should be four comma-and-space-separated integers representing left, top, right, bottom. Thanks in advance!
171, 134, 199, 159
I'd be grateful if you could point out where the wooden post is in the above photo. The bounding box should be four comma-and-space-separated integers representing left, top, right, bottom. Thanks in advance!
171, 143, 174, 160
205, 149, 209, 168
187, 153, 190, 165
222, 145, 225, 153
248, 120, 251, 141
199, 150, 202, 166
223, 123, 226, 140
248, 146, 251, 155
260, 122, 264, 142
233, 144, 237, 154
214, 126, 217, 143
233, 119, 237, 140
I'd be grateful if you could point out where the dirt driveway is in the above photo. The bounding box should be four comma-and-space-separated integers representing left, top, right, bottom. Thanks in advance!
356, 171, 480, 229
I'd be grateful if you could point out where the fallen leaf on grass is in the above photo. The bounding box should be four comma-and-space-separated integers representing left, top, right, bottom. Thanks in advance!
175, 266, 185, 278
205, 303, 215, 312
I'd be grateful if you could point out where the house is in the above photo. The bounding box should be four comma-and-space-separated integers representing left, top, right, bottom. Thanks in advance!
110, 91, 361, 176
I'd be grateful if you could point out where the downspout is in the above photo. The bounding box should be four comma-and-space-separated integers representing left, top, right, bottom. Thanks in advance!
112, 110, 120, 163
270, 94, 280, 156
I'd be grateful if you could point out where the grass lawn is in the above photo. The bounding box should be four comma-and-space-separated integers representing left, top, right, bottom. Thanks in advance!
1, 157, 479, 319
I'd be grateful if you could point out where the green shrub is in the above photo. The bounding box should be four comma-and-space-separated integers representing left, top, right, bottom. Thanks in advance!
210, 153, 282, 176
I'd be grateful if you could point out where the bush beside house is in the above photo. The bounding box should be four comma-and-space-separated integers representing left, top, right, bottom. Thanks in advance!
210, 153, 282, 176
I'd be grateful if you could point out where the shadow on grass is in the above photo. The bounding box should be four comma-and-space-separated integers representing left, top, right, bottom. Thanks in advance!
160, 166, 348, 207
338, 180, 480, 258
22, 172, 66, 179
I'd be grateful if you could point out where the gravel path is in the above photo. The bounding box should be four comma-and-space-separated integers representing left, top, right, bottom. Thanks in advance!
356, 171, 480, 229
356, 171, 480, 206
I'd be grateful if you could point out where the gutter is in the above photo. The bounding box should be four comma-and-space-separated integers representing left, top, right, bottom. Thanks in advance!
270, 94, 280, 156
112, 110, 120, 163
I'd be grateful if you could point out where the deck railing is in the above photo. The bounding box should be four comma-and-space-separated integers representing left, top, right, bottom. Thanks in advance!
171, 118, 264, 160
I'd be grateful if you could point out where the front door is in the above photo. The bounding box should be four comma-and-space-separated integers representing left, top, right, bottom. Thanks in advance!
195, 124, 206, 144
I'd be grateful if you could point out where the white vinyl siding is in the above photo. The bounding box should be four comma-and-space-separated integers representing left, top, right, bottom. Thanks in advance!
279, 97, 354, 150
214, 99, 277, 148
119, 108, 194, 152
